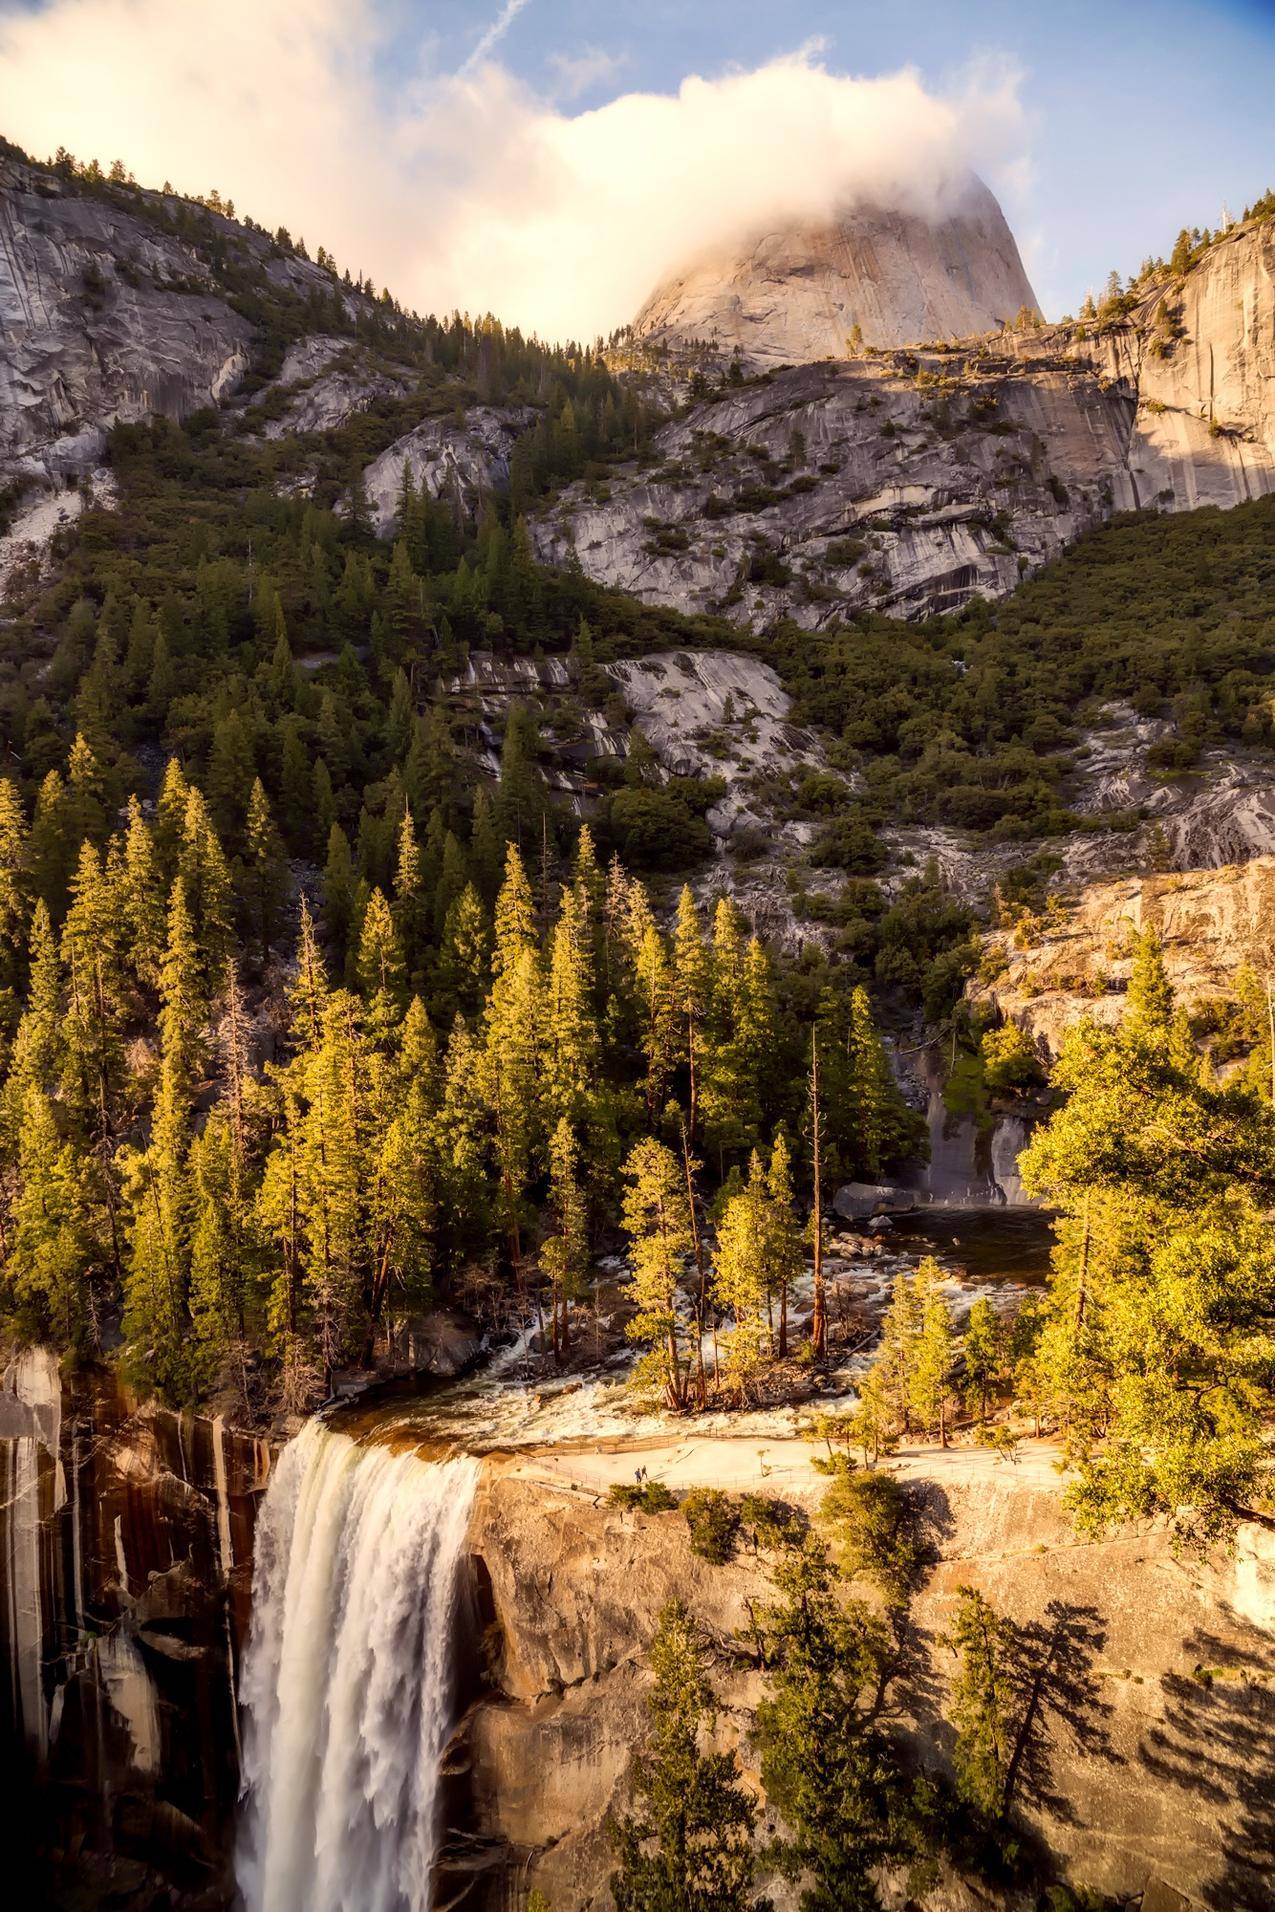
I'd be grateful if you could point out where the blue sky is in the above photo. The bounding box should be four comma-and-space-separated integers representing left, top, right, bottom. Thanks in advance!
398, 0, 1275, 316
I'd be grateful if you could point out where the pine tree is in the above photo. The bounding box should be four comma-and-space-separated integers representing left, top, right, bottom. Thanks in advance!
294, 992, 368, 1378
7, 1084, 101, 1352
392, 807, 428, 977
946, 1586, 1020, 1820
572, 821, 605, 940
908, 1257, 955, 1445
153, 757, 191, 885
632, 917, 679, 1126
876, 1266, 919, 1437
59, 840, 127, 1141
0, 779, 28, 1007
188, 1109, 256, 1403
700, 900, 769, 1163
28, 769, 73, 916
1126, 929, 1174, 1033
122, 796, 166, 991
64, 731, 107, 851
544, 886, 600, 1130
843, 986, 905, 1179
622, 1138, 694, 1409
1017, 948, 1275, 1539
712, 1155, 771, 1397
323, 823, 357, 957
366, 999, 436, 1349
492, 842, 536, 972
356, 886, 408, 1041
764, 1128, 802, 1361
754, 1538, 908, 1908
963, 1297, 1002, 1423
4, 900, 62, 1111
206, 709, 255, 846
122, 879, 205, 1397
609, 1600, 759, 1912
437, 882, 490, 1016
243, 777, 286, 967
541, 1117, 590, 1358
179, 787, 234, 980
428, 1019, 491, 1269
257, 1087, 313, 1411
288, 895, 329, 1053
808, 1025, 827, 1360
483, 941, 542, 1278
673, 886, 711, 1140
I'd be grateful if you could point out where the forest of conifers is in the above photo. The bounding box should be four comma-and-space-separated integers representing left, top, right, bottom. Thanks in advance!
0, 156, 1273, 1554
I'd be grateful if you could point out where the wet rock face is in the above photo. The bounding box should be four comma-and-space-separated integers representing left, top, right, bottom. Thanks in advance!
0, 1350, 273, 1904
0, 158, 253, 493
632, 175, 1038, 366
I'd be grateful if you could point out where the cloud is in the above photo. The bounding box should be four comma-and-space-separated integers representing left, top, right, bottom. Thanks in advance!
0, 0, 1033, 341
545, 46, 627, 102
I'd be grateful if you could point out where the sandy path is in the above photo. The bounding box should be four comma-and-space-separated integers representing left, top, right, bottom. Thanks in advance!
497, 1430, 1067, 1502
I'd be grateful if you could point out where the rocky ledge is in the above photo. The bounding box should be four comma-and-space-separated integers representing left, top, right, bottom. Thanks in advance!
455, 1444, 1275, 1910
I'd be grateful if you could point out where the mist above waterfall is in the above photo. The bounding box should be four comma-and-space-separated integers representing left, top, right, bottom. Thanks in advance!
236, 1424, 479, 1912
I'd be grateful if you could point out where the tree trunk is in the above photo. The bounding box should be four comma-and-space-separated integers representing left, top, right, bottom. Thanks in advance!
810, 1028, 827, 1359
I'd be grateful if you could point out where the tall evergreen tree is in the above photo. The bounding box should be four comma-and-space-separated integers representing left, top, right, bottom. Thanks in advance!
610, 1599, 760, 1912
622, 1138, 694, 1409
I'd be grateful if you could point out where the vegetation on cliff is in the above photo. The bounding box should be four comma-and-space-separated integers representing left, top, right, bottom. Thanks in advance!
612, 1473, 1116, 1908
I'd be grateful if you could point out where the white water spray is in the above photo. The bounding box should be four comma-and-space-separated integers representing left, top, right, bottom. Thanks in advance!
236, 1421, 479, 1912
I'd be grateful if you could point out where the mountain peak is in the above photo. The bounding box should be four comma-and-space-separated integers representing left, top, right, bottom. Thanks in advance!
630, 173, 1038, 365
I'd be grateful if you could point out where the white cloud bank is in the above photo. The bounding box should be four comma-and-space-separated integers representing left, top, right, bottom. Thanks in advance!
0, 0, 1031, 340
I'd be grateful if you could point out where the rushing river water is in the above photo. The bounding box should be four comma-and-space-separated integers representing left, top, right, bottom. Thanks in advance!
235, 1424, 479, 1912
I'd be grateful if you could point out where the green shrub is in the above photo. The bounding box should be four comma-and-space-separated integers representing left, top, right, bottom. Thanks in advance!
739, 1493, 807, 1549
608, 1478, 678, 1515
682, 1488, 741, 1564
607, 787, 712, 870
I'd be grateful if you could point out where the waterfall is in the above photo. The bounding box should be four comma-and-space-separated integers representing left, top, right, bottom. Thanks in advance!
236, 1421, 479, 1912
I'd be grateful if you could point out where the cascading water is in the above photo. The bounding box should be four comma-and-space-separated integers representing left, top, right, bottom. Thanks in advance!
236, 1421, 480, 1912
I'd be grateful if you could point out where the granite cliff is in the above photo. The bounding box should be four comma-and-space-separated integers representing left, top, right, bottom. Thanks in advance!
631, 173, 1038, 366
455, 1445, 1275, 1910
537, 212, 1275, 629
8, 1352, 1272, 1912
4, 148, 1272, 631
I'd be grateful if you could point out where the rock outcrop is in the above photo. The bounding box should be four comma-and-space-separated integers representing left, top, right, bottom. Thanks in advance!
632, 174, 1038, 366
459, 1453, 1275, 1909
540, 211, 1275, 628
973, 857, 1275, 1054
362, 405, 535, 535
534, 348, 1130, 628
0, 157, 256, 492
257, 333, 412, 440
1039, 216, 1275, 514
